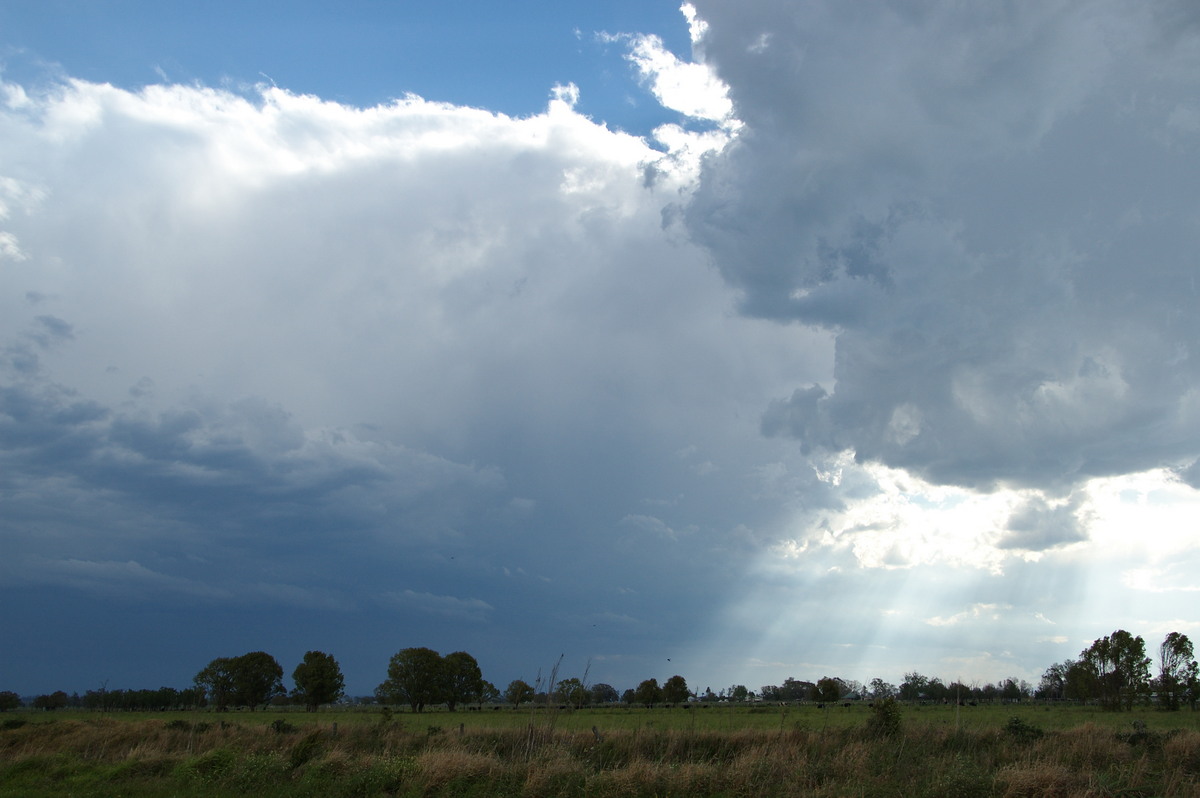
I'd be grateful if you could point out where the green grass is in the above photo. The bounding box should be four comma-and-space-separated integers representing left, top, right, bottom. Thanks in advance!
16, 699, 1196, 733
3, 704, 1199, 797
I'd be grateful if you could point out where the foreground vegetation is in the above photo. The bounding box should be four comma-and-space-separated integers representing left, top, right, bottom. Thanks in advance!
3, 704, 1200, 797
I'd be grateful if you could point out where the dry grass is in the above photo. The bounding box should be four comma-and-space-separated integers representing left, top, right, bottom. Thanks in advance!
2, 713, 1200, 797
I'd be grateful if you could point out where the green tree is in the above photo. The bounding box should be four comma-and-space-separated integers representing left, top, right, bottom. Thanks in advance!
926, 678, 949, 702
377, 647, 446, 713
442, 651, 483, 711
899, 672, 928, 701
634, 678, 662, 708
195, 657, 237, 710
292, 650, 345, 711
1158, 631, 1199, 711
1081, 630, 1151, 710
477, 680, 501, 708
0, 691, 20, 711
554, 677, 589, 708
32, 690, 68, 710
816, 676, 844, 703
504, 679, 534, 709
230, 651, 285, 710
590, 683, 619, 704
1037, 661, 1071, 701
662, 675, 689, 705
730, 684, 749, 702
868, 678, 897, 700
1064, 658, 1098, 702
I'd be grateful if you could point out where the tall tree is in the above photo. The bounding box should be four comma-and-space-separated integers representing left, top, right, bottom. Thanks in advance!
590, 683, 620, 704
899, 672, 929, 701
1158, 632, 1199, 711
377, 647, 445, 713
504, 679, 534, 709
476, 680, 501, 708
554, 677, 589, 708
1037, 661, 1071, 701
868, 678, 897, 700
292, 650, 345, 711
195, 657, 237, 710
442, 651, 483, 712
634, 678, 662, 708
816, 676, 844, 703
230, 651, 285, 710
662, 675, 689, 705
1080, 630, 1151, 710
0, 691, 21, 711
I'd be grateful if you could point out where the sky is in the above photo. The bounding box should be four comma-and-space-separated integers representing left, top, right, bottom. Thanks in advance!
2, 1, 1199, 699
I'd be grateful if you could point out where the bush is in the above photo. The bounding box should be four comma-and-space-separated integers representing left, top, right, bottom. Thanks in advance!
270, 718, 297, 734
866, 698, 901, 738
1004, 716, 1044, 742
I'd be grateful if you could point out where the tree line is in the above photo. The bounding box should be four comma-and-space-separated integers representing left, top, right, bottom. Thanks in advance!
5, 629, 1195, 713
1036, 630, 1198, 711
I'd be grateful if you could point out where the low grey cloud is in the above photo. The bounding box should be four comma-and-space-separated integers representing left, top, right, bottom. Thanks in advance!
998, 495, 1089, 551
687, 0, 1200, 492
381, 590, 495, 623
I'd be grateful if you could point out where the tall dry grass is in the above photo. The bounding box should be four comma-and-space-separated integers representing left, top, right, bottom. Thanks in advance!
2, 714, 1200, 796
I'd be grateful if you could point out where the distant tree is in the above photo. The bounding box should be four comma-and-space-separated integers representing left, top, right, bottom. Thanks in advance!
662, 675, 689, 705
1001, 677, 1022, 702
292, 650, 345, 711
729, 684, 749, 702
554, 677, 589, 708
590, 683, 620, 704
1064, 659, 1098, 702
377, 647, 446, 713
816, 677, 844, 703
504, 679, 534, 709
621, 688, 636, 705
195, 657, 237, 710
1158, 632, 1199, 711
33, 690, 68, 710
0, 691, 20, 711
230, 652, 285, 710
925, 678, 948, 702
1080, 630, 1151, 710
899, 672, 929, 701
1037, 661, 1071, 701
635, 678, 663, 708
868, 679, 897, 700
443, 651, 483, 712
946, 681, 973, 704
178, 686, 204, 709
476, 680, 501, 708
772, 678, 812, 701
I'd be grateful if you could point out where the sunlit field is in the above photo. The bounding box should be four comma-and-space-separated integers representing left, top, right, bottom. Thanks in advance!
3, 703, 1200, 797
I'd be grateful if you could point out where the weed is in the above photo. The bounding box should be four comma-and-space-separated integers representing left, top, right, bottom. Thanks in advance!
866, 697, 902, 738
1003, 716, 1044, 742
270, 718, 297, 734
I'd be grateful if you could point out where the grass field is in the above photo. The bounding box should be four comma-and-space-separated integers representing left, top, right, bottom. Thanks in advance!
2, 703, 1199, 796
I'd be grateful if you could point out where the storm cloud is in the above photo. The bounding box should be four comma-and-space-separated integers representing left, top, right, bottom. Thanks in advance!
687, 0, 1200, 491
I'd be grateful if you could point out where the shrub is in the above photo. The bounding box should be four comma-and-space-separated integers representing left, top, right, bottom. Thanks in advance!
866, 697, 902, 737
270, 718, 297, 734
1003, 716, 1044, 742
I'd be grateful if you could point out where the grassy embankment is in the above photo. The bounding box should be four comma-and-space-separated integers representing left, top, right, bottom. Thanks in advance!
2, 703, 1199, 797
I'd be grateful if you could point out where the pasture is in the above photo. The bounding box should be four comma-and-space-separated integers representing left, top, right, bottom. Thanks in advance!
2, 703, 1200, 796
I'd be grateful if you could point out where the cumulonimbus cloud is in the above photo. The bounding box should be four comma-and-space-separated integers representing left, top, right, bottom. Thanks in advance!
685, 0, 1200, 492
